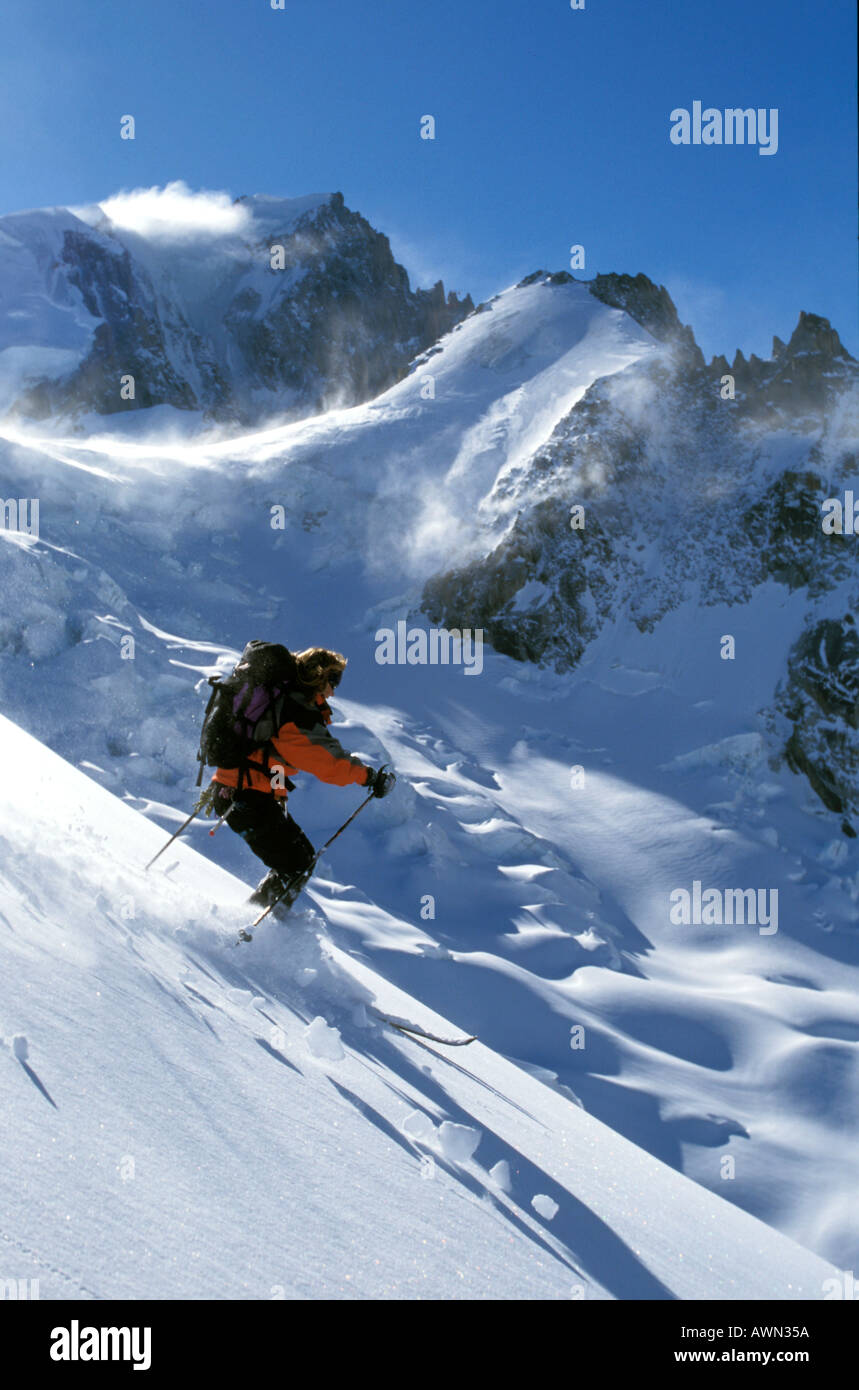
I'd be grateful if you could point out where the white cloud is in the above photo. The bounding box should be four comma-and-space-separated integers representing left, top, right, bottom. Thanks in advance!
94, 181, 252, 242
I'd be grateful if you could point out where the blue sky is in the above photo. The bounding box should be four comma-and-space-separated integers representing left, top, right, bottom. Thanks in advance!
0, 0, 855, 361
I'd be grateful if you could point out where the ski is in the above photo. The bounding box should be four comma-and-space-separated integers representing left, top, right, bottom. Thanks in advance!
230, 936, 474, 1042
371, 1009, 476, 1047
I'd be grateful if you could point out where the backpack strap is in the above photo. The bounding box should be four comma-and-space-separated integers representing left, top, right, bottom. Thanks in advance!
246, 690, 295, 793
240, 749, 296, 792
196, 680, 222, 787
234, 678, 263, 794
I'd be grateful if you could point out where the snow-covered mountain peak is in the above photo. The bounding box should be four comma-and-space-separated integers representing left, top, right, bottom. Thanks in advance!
232, 189, 340, 239
0, 187, 474, 427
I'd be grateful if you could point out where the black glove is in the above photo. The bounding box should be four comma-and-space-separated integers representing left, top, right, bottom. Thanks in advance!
366, 766, 396, 798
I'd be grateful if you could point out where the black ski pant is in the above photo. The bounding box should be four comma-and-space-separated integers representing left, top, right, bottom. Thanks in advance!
224, 790, 315, 880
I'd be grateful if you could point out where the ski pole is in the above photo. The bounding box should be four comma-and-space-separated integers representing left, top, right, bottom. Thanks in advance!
144, 806, 202, 871
208, 806, 235, 838
313, 764, 394, 859
315, 789, 375, 856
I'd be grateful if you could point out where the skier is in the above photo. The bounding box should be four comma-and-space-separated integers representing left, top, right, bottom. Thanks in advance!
208, 646, 394, 914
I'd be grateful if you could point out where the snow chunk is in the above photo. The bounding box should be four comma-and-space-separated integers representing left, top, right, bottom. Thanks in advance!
574, 927, 606, 951
531, 1194, 559, 1220
225, 988, 254, 1005
402, 1109, 437, 1143
488, 1159, 511, 1191
438, 1121, 481, 1163
11, 1034, 28, 1062
304, 1016, 345, 1062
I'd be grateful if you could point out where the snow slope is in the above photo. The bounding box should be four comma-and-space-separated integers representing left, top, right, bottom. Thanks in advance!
0, 712, 841, 1300
0, 259, 857, 1285
0, 272, 656, 579
184, 274, 658, 575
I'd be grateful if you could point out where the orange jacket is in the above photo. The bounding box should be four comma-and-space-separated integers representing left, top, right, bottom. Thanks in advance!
212, 690, 369, 797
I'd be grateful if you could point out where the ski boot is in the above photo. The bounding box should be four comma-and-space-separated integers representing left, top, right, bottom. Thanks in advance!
249, 867, 311, 921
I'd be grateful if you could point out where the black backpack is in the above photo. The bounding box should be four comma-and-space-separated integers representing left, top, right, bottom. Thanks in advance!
196, 640, 300, 789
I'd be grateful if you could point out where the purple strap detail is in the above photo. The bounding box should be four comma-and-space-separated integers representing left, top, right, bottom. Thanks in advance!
232, 683, 282, 730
